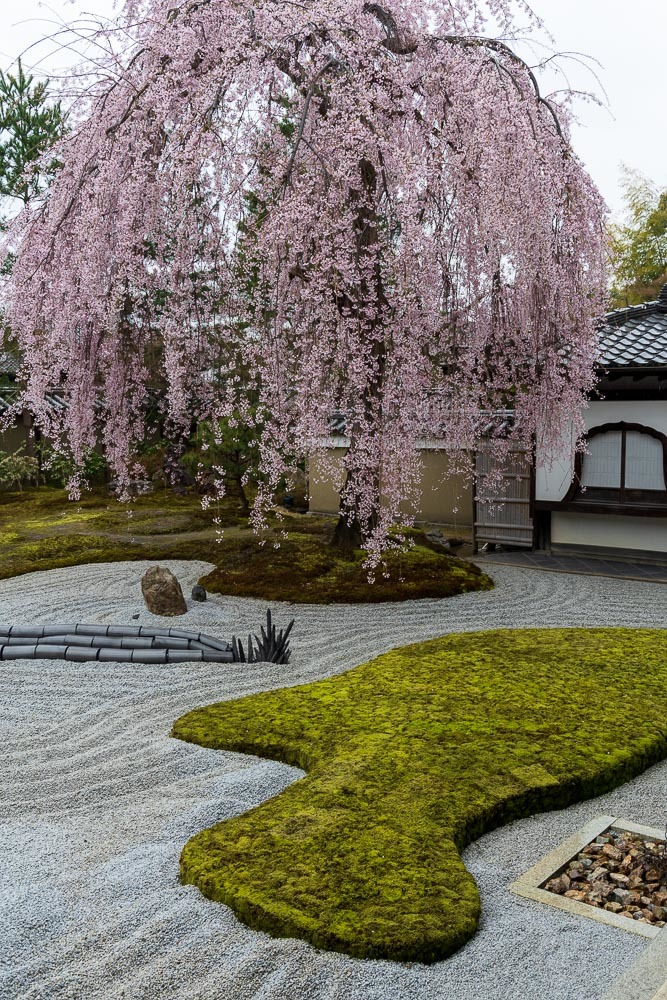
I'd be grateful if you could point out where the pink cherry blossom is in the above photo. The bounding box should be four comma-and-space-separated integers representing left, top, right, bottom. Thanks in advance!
2, 0, 608, 565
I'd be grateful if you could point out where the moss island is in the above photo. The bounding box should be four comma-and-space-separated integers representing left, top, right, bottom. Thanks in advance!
173, 628, 667, 963
0, 488, 490, 603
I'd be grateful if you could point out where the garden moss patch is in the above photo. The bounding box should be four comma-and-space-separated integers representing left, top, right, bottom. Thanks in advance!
200, 529, 490, 603
173, 628, 667, 963
0, 488, 491, 602
0, 488, 236, 580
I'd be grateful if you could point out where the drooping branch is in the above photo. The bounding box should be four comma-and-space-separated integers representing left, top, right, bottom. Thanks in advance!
431, 33, 564, 139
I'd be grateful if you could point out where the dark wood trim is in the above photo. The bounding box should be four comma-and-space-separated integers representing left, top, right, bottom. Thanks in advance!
535, 499, 667, 518
620, 427, 627, 491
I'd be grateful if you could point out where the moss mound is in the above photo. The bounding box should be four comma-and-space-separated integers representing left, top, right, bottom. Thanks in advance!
200, 530, 490, 603
173, 628, 667, 963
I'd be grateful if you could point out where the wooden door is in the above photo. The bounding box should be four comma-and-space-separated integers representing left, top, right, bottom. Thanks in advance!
473, 448, 534, 550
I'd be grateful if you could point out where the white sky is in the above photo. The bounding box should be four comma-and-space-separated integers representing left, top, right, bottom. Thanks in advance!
0, 0, 665, 219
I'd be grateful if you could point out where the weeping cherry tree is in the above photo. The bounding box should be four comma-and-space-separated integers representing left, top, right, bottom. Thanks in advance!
2, 0, 607, 563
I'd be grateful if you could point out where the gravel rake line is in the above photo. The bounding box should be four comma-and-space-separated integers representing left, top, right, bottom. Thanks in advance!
0, 611, 295, 665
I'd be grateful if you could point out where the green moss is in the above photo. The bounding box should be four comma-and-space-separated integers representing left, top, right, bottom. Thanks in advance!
0, 487, 241, 580
200, 533, 491, 603
173, 628, 667, 962
0, 487, 491, 603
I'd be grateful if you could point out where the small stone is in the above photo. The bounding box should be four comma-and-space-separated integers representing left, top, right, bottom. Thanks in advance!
609, 873, 629, 885
141, 566, 187, 617
590, 867, 608, 881
567, 869, 585, 882
602, 844, 623, 861
646, 869, 662, 882
653, 905, 667, 921
564, 890, 587, 901
604, 902, 623, 913
191, 584, 207, 603
596, 836, 610, 845
641, 908, 655, 922
611, 888, 632, 905
546, 876, 570, 895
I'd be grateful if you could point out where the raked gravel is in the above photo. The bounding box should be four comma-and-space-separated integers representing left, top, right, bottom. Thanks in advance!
1, 559, 667, 1000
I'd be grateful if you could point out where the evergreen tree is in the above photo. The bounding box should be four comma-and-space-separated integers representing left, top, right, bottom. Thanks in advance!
0, 60, 66, 211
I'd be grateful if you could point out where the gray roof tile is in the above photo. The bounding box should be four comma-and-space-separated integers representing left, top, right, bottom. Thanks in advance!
599, 285, 667, 367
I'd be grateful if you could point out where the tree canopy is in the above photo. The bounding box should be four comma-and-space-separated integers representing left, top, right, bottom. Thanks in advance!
1, 0, 607, 561
610, 168, 667, 309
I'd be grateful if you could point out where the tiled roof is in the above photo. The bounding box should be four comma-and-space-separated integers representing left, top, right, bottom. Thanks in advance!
0, 386, 68, 415
599, 284, 667, 368
0, 352, 20, 377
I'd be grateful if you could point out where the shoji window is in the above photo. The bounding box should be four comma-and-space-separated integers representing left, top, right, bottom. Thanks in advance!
576, 423, 667, 505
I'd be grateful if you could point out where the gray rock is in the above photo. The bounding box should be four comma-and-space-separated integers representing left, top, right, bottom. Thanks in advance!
191, 584, 207, 603
425, 532, 451, 551
141, 566, 187, 617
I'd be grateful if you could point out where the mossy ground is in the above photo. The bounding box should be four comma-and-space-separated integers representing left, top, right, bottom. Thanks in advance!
199, 524, 489, 603
173, 628, 667, 963
0, 488, 491, 602
0, 487, 236, 581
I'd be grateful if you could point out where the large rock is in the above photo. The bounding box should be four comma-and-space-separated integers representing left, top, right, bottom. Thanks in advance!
141, 566, 187, 616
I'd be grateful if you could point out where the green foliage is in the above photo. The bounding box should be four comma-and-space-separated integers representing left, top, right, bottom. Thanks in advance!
610, 167, 667, 307
39, 444, 108, 488
0, 444, 39, 491
0, 60, 66, 209
173, 628, 667, 963
181, 417, 261, 513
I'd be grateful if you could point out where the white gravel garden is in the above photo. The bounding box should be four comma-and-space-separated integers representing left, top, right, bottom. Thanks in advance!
2, 559, 667, 1000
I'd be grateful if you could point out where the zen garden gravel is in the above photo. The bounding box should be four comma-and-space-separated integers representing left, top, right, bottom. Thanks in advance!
2, 559, 667, 1000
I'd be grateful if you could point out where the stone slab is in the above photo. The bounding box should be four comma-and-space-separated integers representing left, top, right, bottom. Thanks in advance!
602, 926, 667, 1000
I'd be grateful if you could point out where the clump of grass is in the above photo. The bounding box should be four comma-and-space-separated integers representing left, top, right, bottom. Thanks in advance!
173, 628, 667, 963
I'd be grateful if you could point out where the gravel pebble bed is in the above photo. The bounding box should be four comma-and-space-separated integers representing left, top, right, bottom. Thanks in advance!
1, 559, 667, 1000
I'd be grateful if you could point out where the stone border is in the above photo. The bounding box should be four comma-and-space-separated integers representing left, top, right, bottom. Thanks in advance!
602, 924, 667, 1000
509, 814, 663, 940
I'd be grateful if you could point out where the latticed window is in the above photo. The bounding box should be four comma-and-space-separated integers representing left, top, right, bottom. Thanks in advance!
576, 423, 667, 506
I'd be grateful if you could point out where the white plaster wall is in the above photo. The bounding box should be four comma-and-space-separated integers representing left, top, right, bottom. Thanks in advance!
552, 512, 667, 553
535, 400, 667, 502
